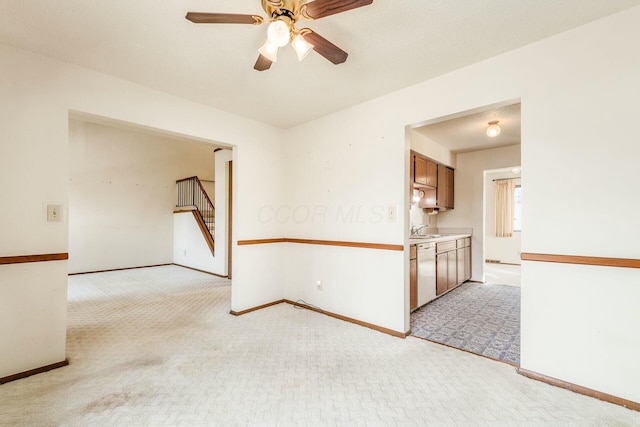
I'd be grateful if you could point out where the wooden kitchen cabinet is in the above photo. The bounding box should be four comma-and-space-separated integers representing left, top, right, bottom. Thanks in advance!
436, 237, 472, 295
411, 155, 454, 210
410, 245, 418, 311
418, 187, 437, 209
412, 152, 437, 188
446, 250, 457, 290
464, 246, 471, 282
436, 252, 448, 295
424, 159, 437, 187
456, 248, 465, 286
437, 165, 455, 209
436, 240, 457, 294
447, 167, 455, 208
456, 238, 472, 284
409, 153, 416, 208
414, 155, 427, 186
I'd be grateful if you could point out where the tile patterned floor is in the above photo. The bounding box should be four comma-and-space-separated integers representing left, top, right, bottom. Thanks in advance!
411, 282, 521, 365
1, 265, 639, 425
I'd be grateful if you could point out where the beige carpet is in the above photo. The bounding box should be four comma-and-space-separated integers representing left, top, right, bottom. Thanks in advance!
485, 262, 521, 287
1, 265, 638, 425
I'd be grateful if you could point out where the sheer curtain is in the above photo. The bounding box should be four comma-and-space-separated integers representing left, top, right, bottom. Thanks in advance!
495, 179, 516, 237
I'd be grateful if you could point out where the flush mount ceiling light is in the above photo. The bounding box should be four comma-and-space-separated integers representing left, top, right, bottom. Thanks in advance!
185, 0, 374, 71
486, 120, 501, 137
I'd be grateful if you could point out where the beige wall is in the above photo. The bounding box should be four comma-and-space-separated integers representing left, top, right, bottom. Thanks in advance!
438, 145, 522, 280
68, 119, 216, 274
0, 42, 286, 380
484, 169, 522, 265
283, 6, 640, 402
2, 4, 640, 405
173, 149, 233, 276
409, 129, 457, 168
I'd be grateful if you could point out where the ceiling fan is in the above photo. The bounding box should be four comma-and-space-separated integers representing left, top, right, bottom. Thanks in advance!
185, 0, 373, 71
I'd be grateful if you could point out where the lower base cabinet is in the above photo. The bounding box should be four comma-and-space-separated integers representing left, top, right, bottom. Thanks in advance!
447, 250, 457, 290
436, 237, 472, 296
410, 258, 418, 310
463, 246, 471, 282
410, 245, 418, 311
436, 253, 448, 295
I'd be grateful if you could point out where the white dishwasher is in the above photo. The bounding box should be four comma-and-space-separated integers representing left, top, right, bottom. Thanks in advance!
417, 242, 437, 306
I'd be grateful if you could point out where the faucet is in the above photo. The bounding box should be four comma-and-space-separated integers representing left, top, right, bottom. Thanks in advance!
411, 224, 428, 236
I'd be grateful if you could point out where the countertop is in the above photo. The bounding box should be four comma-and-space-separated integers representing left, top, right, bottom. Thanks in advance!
409, 234, 471, 245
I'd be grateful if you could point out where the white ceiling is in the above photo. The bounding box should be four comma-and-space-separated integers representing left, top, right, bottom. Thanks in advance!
413, 103, 521, 153
1, 1, 639, 128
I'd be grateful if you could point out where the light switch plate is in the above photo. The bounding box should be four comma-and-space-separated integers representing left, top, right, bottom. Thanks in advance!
387, 205, 398, 222
46, 204, 63, 222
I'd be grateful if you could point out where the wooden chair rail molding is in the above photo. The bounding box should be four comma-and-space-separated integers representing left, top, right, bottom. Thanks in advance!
237, 238, 404, 251
521, 253, 640, 269
0, 253, 69, 265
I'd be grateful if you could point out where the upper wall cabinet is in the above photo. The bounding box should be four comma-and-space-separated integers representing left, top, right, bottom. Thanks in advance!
436, 165, 455, 209
411, 151, 454, 210
413, 155, 437, 188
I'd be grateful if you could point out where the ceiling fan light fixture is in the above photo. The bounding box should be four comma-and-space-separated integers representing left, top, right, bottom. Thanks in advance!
258, 39, 278, 62
292, 34, 313, 61
486, 120, 501, 137
185, 0, 375, 71
267, 20, 290, 47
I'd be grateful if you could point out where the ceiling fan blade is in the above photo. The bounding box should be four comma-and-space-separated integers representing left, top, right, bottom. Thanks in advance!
254, 54, 273, 71
302, 29, 348, 64
185, 12, 263, 25
302, 0, 373, 20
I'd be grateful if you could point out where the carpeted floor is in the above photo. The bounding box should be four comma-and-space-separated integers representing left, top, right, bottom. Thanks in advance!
411, 281, 521, 365
3, 266, 639, 424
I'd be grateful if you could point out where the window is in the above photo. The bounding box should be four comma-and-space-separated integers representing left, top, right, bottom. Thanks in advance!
513, 185, 522, 232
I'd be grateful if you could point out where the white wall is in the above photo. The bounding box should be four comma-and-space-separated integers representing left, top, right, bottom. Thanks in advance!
68, 120, 215, 273
172, 148, 233, 276
3, 4, 640, 404
0, 42, 285, 379
174, 148, 233, 276
0, 262, 68, 378
438, 145, 521, 280
282, 6, 640, 403
214, 149, 233, 276
409, 129, 456, 168
283, 111, 407, 333
173, 212, 215, 273
485, 170, 522, 265
409, 203, 437, 232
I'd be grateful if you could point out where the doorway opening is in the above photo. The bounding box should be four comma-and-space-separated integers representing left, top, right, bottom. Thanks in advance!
484, 166, 522, 287
66, 112, 235, 360
407, 100, 522, 365
67, 113, 233, 277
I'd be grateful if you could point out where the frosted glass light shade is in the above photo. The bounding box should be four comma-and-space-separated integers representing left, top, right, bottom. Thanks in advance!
292, 34, 313, 61
267, 20, 290, 47
486, 121, 501, 137
258, 40, 278, 62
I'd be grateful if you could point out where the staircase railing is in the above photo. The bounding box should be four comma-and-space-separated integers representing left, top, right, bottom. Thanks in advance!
176, 176, 215, 247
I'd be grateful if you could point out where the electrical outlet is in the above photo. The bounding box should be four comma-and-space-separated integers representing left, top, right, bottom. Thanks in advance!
184, 249, 187, 256
316, 280, 322, 290
46, 204, 62, 222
